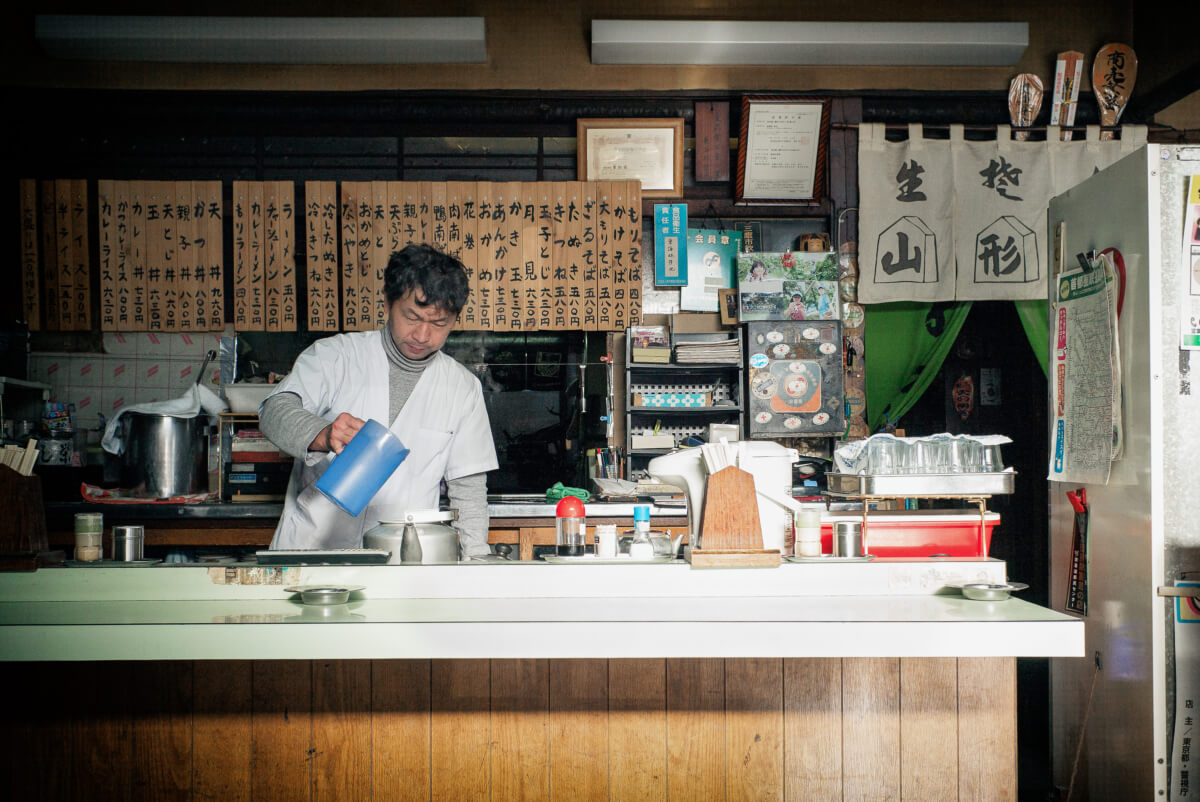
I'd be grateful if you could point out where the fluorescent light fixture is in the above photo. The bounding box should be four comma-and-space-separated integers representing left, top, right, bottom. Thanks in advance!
34, 15, 487, 64
591, 20, 1028, 66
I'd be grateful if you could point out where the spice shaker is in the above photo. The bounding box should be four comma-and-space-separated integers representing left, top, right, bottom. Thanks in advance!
111, 525, 145, 562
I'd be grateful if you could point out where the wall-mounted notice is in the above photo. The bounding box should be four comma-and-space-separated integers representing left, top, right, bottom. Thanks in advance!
654, 203, 687, 286
1181, 175, 1200, 350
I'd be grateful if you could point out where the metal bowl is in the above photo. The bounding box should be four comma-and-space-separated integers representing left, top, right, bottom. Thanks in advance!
285, 585, 364, 605
961, 582, 1028, 601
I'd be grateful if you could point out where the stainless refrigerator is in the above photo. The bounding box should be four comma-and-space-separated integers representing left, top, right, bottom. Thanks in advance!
1047, 145, 1200, 800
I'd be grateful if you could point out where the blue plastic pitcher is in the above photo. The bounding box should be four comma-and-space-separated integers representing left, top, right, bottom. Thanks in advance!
315, 419, 410, 516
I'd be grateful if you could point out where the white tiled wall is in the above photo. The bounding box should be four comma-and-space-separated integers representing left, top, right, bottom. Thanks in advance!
31, 332, 225, 431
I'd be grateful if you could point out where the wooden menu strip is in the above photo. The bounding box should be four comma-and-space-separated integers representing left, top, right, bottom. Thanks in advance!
175, 180, 195, 332
306, 180, 338, 332
232, 181, 249, 329
40, 180, 59, 331
19, 179, 40, 330
371, 180, 388, 329
564, 181, 584, 330
248, 181, 265, 331
264, 181, 282, 332
280, 181, 296, 331
548, 181, 569, 329
145, 182, 165, 331
70, 179, 91, 330
129, 181, 148, 330
339, 182, 359, 331
55, 179, 74, 330
204, 180, 226, 331
474, 182, 495, 331
597, 180, 615, 331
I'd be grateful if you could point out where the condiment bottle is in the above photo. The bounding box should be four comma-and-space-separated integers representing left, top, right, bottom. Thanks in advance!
555, 496, 587, 557
629, 505, 654, 560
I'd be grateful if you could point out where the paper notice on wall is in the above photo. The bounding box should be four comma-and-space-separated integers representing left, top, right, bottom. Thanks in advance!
1181, 175, 1200, 350
1170, 581, 1199, 799
1048, 264, 1118, 484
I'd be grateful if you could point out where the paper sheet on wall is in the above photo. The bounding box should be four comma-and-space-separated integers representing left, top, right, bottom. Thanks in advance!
1048, 263, 1119, 484
1170, 581, 1199, 800
1181, 175, 1200, 350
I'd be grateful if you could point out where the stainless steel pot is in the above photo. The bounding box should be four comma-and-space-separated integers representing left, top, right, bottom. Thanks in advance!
363, 509, 460, 564
120, 413, 210, 498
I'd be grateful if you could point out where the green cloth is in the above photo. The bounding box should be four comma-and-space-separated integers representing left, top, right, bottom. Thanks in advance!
545, 482, 590, 503
864, 301, 973, 432
1014, 299, 1049, 376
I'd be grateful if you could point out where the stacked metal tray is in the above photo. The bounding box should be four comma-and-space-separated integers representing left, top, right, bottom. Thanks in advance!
825, 471, 1016, 497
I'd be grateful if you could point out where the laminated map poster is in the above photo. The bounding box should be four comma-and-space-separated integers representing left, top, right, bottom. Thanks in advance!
1048, 263, 1120, 484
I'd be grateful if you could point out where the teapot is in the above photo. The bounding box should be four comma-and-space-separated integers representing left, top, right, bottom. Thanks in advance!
363, 509, 460, 564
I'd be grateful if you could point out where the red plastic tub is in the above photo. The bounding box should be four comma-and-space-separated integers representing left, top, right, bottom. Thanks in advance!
819, 510, 1001, 558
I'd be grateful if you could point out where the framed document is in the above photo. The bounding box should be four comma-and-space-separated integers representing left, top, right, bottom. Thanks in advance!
736, 97, 830, 205
577, 118, 684, 199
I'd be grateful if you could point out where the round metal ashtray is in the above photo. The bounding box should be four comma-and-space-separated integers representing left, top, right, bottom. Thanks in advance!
960, 582, 1028, 601
285, 585, 364, 605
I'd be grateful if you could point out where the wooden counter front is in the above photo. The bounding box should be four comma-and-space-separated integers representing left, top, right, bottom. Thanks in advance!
0, 656, 1016, 801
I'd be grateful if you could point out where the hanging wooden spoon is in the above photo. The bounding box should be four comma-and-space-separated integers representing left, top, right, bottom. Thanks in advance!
1008, 73, 1044, 141
1092, 44, 1137, 140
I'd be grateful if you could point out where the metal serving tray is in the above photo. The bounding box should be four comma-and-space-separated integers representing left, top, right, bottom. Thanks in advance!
825, 471, 1015, 497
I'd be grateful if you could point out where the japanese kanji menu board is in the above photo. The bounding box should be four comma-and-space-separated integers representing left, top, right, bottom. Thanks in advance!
19, 179, 91, 331
324, 180, 642, 332
94, 180, 225, 332
18, 178, 641, 333
233, 181, 296, 332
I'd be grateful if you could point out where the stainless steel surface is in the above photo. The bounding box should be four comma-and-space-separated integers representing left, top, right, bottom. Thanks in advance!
786, 554, 876, 563
110, 525, 145, 561
825, 470, 1016, 496
120, 413, 209, 498
960, 582, 1028, 601
365, 512, 461, 564
285, 585, 364, 605
486, 500, 687, 518
542, 554, 676, 565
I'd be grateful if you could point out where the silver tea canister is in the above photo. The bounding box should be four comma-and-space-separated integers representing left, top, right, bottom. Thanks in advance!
833, 521, 864, 557
110, 525, 145, 562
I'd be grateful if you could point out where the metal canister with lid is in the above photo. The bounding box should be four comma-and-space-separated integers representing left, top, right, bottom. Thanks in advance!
832, 521, 864, 557
111, 525, 145, 562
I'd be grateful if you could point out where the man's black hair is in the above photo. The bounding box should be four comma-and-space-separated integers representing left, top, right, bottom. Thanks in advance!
384, 244, 470, 315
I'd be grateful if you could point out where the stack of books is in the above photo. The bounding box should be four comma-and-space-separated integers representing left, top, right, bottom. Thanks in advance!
629, 325, 671, 363
674, 338, 740, 364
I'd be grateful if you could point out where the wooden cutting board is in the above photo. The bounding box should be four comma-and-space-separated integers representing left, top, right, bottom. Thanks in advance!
699, 465, 763, 550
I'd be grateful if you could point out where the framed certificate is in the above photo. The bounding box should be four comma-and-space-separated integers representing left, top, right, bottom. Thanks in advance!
577, 118, 684, 198
736, 97, 830, 205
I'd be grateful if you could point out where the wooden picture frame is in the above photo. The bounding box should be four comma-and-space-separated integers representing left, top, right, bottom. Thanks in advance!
735, 97, 830, 205
718, 288, 739, 326
577, 118, 684, 199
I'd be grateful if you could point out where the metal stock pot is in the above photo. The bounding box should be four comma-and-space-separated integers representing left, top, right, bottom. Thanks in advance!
120, 413, 210, 498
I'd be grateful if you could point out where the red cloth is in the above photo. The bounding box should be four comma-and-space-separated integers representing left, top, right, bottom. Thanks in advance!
80, 482, 214, 504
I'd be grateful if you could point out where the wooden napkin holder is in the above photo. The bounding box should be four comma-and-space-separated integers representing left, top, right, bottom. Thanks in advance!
688, 465, 781, 568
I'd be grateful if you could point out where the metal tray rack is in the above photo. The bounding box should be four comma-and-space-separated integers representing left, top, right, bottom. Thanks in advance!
822, 471, 1017, 557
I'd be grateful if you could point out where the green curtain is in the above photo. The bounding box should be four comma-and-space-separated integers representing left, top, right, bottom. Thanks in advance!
864, 301, 973, 432
1013, 299, 1049, 377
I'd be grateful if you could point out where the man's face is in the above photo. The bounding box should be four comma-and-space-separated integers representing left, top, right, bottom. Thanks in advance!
388, 289, 456, 360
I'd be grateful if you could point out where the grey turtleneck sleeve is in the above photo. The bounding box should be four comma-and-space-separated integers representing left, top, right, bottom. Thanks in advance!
259, 327, 492, 557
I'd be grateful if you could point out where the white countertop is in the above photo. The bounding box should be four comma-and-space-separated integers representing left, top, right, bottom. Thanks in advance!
0, 560, 1084, 661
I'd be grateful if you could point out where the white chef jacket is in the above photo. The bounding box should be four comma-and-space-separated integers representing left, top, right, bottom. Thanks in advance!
267, 331, 498, 550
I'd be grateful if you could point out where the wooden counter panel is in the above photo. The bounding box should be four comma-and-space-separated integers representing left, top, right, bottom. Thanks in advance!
2, 658, 1016, 800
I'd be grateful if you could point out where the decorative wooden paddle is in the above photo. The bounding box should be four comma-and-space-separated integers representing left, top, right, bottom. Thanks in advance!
1092, 44, 1137, 141
1008, 73, 1043, 141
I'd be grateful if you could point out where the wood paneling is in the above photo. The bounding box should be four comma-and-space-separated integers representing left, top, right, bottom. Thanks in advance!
609, 658, 667, 800
666, 657, 725, 801
726, 658, 784, 802
842, 657, 901, 800
372, 659, 432, 801
312, 659, 372, 801
549, 659, 608, 800
959, 657, 1018, 801
194, 660, 252, 802
251, 660, 311, 801
491, 658, 550, 801
784, 657, 842, 801
2, 657, 1020, 800
431, 658, 490, 801
900, 657, 959, 801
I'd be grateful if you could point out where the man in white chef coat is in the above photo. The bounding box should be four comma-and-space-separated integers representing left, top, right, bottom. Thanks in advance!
259, 243, 498, 556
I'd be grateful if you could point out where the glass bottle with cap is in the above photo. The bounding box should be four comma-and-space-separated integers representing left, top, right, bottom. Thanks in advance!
555, 496, 588, 557
629, 505, 654, 560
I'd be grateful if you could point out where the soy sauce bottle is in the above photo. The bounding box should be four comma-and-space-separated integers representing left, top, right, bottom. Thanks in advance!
555, 496, 588, 556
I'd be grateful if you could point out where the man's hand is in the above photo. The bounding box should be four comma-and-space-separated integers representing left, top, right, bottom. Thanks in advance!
311, 413, 365, 454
